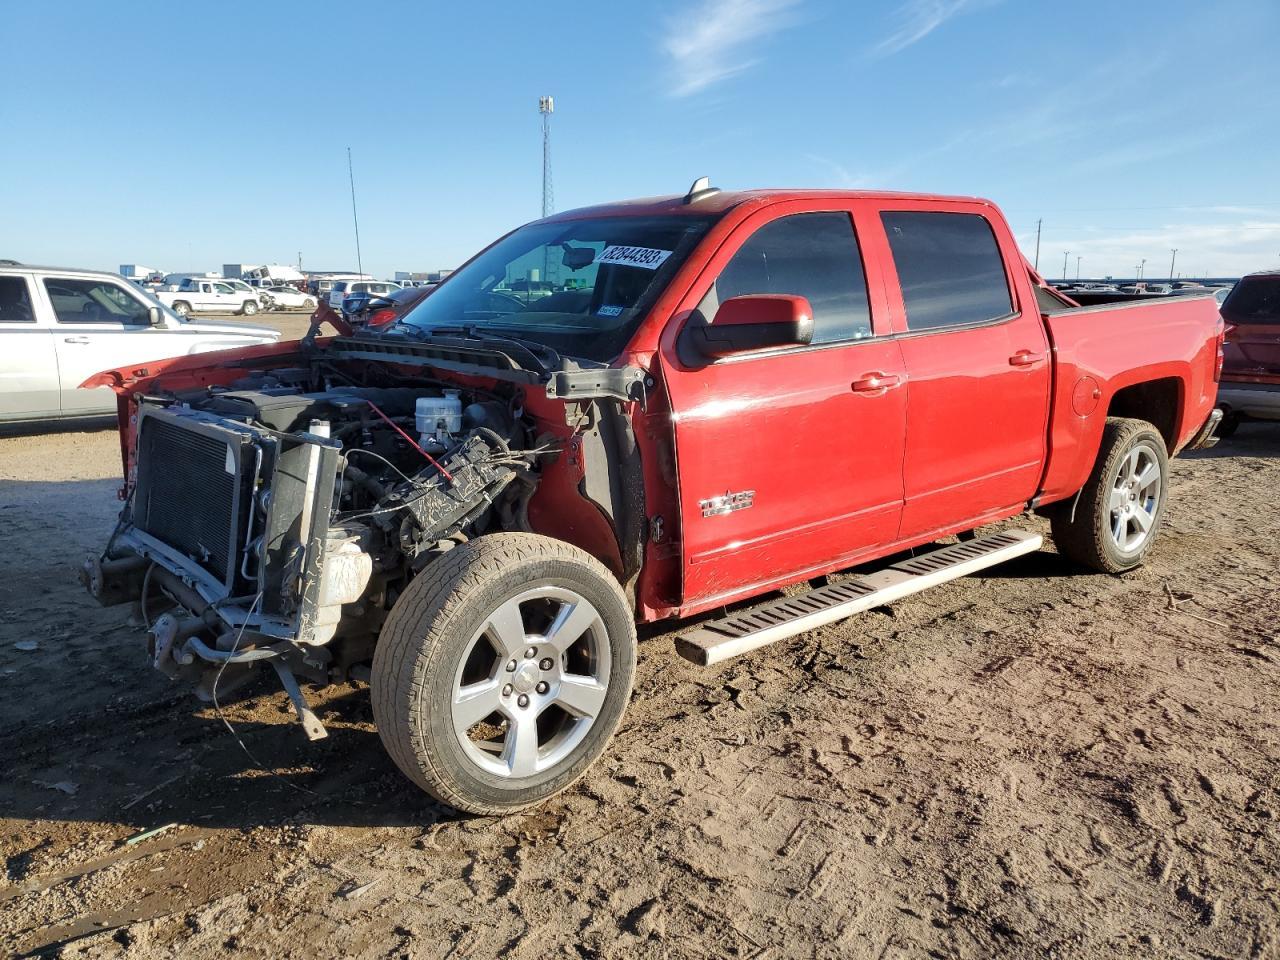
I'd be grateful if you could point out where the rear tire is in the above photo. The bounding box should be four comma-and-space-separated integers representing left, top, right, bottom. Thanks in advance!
1051, 417, 1169, 573
172, 300, 191, 318
372, 534, 636, 814
240, 299, 259, 316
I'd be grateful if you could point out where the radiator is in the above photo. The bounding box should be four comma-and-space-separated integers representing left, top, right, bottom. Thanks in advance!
133, 413, 250, 587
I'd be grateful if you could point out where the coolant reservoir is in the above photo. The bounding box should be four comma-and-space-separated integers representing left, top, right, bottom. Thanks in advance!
416, 391, 462, 444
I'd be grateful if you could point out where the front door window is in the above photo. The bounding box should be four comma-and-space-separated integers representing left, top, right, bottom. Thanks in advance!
44, 278, 149, 325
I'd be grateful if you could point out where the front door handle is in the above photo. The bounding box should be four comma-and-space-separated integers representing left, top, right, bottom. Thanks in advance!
851, 372, 902, 393
63, 336, 91, 344
1009, 350, 1045, 367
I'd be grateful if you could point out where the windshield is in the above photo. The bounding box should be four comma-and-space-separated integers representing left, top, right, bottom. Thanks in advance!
399, 215, 714, 361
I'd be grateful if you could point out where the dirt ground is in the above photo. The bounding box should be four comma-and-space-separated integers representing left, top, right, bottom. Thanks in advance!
2, 332, 1278, 957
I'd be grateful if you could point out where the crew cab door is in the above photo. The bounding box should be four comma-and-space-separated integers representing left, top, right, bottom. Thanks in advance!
178, 281, 206, 311
38, 275, 183, 415
0, 273, 61, 420
658, 203, 908, 610
870, 202, 1052, 538
211, 281, 241, 311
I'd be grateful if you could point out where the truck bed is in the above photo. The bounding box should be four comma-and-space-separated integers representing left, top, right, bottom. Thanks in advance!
1037, 293, 1221, 503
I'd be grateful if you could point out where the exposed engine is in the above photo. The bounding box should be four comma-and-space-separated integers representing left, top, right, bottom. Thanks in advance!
87, 364, 548, 735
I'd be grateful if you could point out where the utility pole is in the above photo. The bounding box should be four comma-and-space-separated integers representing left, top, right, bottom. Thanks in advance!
1169, 248, 1177, 279
1063, 250, 1069, 280
347, 147, 364, 278
1034, 219, 1042, 271
539, 96, 554, 218
1076, 255, 1082, 280
1139, 257, 1146, 280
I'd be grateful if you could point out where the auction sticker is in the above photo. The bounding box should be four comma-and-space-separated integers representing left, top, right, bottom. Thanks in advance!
597, 245, 672, 270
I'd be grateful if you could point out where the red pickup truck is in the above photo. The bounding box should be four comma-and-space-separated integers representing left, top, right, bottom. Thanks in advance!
82, 182, 1223, 813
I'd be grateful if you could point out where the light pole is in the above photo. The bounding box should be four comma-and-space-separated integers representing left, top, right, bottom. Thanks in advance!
1169, 248, 1177, 280
1063, 251, 1069, 280
1076, 255, 1082, 280
1138, 258, 1146, 280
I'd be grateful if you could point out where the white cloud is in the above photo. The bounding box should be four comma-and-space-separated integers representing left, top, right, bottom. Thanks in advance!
662, 0, 800, 98
1019, 219, 1280, 278
873, 0, 999, 57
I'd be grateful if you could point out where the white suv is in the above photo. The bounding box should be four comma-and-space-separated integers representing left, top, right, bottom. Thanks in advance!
328, 280, 400, 311
0, 264, 279, 423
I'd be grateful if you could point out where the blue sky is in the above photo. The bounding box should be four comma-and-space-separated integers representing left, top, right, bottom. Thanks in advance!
3, 0, 1277, 279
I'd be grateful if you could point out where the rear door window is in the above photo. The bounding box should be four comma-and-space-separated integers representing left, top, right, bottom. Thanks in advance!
0, 276, 35, 323
705, 211, 872, 343
881, 211, 1013, 331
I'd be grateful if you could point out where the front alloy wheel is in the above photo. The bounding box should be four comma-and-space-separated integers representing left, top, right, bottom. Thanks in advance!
451, 586, 611, 779
372, 534, 636, 814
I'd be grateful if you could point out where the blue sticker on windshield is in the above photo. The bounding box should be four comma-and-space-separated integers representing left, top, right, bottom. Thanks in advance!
597, 305, 623, 318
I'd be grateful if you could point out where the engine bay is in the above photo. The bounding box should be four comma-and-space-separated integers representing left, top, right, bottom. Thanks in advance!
192, 368, 542, 566
92, 360, 555, 719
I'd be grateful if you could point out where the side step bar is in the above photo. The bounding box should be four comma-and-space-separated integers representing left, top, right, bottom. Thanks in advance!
674, 531, 1043, 666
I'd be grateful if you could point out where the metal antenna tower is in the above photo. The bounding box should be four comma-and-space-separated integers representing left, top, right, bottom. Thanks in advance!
539, 96, 554, 218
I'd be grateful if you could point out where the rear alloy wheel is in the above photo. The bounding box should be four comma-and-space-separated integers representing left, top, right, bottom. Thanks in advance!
372, 534, 636, 814
172, 300, 191, 317
240, 299, 259, 316
1051, 417, 1169, 573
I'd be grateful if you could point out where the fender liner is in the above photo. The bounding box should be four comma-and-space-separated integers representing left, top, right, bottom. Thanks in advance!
575, 400, 646, 605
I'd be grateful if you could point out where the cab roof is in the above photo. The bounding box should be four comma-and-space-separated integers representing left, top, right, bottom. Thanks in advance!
0, 263, 125, 278
542, 187, 996, 223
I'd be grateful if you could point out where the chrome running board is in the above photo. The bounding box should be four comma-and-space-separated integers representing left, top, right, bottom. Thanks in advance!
674, 531, 1043, 666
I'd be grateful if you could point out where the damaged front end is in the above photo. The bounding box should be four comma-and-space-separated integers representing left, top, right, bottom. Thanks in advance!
80, 338, 592, 739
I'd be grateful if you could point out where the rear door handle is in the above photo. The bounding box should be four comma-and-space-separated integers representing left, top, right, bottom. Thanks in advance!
1008, 350, 1045, 367
63, 336, 91, 344
851, 372, 902, 393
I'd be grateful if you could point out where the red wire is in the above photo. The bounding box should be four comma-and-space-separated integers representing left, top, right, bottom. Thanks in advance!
364, 400, 454, 483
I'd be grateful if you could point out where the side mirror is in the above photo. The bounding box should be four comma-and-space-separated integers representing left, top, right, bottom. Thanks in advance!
148, 305, 164, 326
685, 295, 814, 359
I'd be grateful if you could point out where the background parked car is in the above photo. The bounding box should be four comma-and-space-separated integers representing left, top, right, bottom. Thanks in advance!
1217, 270, 1280, 435
219, 278, 271, 308
0, 264, 279, 423
329, 279, 400, 314
155, 278, 262, 317
342, 283, 435, 329
259, 285, 317, 311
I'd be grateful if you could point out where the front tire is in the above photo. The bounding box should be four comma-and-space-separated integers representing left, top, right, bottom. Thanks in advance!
302, 297, 316, 311
372, 534, 637, 814
1051, 417, 1169, 573
240, 299, 259, 316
